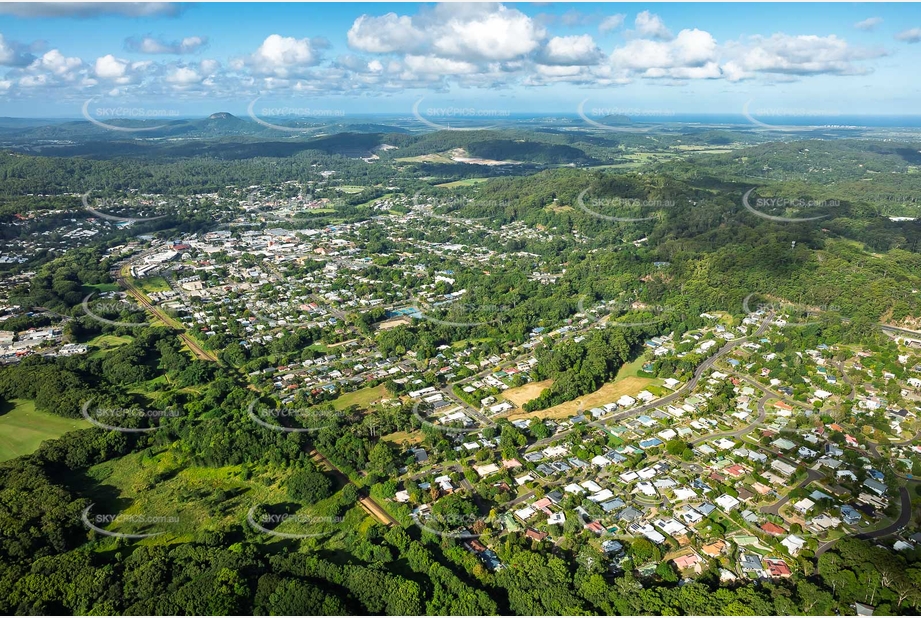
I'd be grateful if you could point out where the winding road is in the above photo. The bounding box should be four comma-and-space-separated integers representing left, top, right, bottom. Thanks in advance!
816, 486, 913, 556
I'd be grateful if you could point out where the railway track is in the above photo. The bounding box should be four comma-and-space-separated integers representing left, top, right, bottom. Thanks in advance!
116, 265, 219, 363
309, 449, 397, 527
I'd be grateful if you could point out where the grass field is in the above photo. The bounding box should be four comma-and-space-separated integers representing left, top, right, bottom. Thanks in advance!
502, 379, 553, 407
381, 430, 424, 446
133, 275, 171, 294
88, 334, 134, 358
501, 375, 656, 422
83, 283, 122, 293
0, 400, 90, 462
330, 383, 390, 411
79, 448, 367, 545
615, 356, 649, 380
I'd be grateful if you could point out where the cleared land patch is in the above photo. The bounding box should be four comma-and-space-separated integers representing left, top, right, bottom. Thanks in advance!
502, 379, 553, 407
0, 400, 90, 462
501, 375, 657, 422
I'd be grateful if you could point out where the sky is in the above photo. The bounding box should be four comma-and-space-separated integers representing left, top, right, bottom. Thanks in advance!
1, 2, 920, 120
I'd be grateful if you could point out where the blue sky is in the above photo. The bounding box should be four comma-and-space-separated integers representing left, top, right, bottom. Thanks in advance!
1, 2, 920, 119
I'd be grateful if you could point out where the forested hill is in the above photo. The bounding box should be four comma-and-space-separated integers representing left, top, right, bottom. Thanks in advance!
0, 113, 412, 142
442, 167, 921, 329
659, 139, 921, 182
6, 128, 602, 166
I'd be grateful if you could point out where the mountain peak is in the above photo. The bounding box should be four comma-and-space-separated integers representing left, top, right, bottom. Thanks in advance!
208, 112, 238, 121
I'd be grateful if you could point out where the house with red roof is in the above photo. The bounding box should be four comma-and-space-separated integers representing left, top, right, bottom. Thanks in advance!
584, 521, 604, 535
673, 552, 703, 572
761, 522, 786, 536
525, 528, 548, 542
764, 558, 792, 578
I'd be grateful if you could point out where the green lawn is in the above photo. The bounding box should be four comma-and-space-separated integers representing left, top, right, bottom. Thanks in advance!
615, 355, 650, 380
88, 334, 134, 358
79, 448, 363, 546
331, 383, 390, 411
83, 283, 122, 293
133, 276, 171, 294
0, 400, 90, 462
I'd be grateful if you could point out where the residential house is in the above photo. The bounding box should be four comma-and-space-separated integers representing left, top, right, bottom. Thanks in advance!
781, 535, 806, 556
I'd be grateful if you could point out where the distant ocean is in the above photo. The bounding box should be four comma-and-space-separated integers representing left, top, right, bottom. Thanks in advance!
507, 113, 921, 128
9, 113, 921, 130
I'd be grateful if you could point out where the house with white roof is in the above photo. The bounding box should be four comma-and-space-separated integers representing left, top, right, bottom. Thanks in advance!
715, 494, 740, 511
781, 535, 806, 556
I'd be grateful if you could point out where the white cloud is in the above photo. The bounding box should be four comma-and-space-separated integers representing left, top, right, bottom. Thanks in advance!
634, 11, 673, 41
536, 64, 584, 77
611, 29, 718, 72
0, 33, 36, 67
166, 66, 200, 85
126, 35, 208, 54
854, 17, 883, 31
200, 59, 220, 75
404, 54, 478, 75
644, 62, 722, 79
724, 33, 886, 77
32, 49, 82, 79
895, 28, 921, 43
542, 34, 603, 65
94, 54, 129, 79
247, 34, 323, 77
347, 13, 423, 53
345, 3, 548, 71
599, 14, 626, 34
0, 2, 895, 102
429, 4, 546, 61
